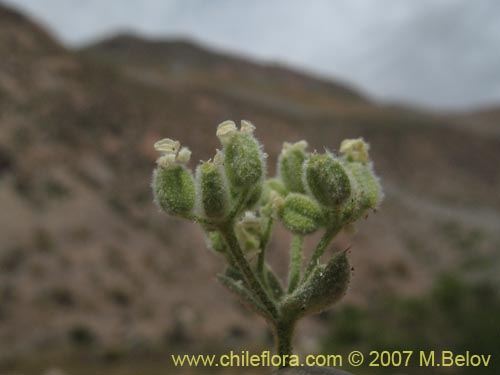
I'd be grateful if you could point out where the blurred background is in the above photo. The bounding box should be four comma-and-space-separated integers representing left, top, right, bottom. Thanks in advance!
0, 1, 499, 374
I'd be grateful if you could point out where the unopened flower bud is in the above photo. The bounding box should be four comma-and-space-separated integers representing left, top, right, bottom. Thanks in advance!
278, 193, 324, 235
153, 164, 195, 216
219, 120, 265, 192
152, 138, 195, 216
278, 140, 308, 193
284, 250, 351, 318
196, 160, 230, 219
341, 161, 383, 223
305, 153, 351, 207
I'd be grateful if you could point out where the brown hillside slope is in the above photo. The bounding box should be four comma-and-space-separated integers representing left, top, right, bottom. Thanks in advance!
1, 4, 499, 363
446, 106, 500, 136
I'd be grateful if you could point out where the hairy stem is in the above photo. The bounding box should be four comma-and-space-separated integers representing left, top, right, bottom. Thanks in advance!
264, 265, 284, 301
303, 226, 339, 281
257, 216, 274, 277
274, 319, 296, 368
217, 274, 273, 321
287, 235, 304, 293
228, 188, 251, 221
220, 225, 278, 320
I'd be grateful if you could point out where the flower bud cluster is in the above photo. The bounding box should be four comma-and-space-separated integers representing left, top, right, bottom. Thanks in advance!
152, 120, 266, 224
151, 121, 383, 329
275, 137, 383, 235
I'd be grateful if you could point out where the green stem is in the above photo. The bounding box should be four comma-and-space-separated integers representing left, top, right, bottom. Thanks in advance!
274, 319, 296, 368
187, 214, 212, 226
287, 235, 303, 293
217, 274, 272, 321
220, 225, 278, 320
228, 188, 251, 221
303, 226, 339, 281
264, 265, 284, 301
257, 216, 274, 277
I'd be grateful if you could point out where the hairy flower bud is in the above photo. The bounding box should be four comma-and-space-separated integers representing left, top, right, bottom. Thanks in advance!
196, 160, 229, 219
217, 120, 265, 192
278, 193, 324, 235
341, 161, 383, 223
305, 153, 351, 207
283, 250, 351, 318
278, 140, 308, 193
152, 138, 195, 216
153, 164, 195, 216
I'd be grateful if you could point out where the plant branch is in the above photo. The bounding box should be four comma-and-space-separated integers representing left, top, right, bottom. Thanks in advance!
287, 235, 303, 293
219, 224, 278, 320
303, 226, 339, 281
257, 216, 274, 277
264, 265, 284, 301
217, 274, 273, 321
228, 188, 251, 221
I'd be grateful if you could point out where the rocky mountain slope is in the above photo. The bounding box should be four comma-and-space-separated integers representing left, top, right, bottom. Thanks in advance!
1, 3, 499, 366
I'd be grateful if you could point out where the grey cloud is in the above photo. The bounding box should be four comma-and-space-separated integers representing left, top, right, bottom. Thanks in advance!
2, 0, 500, 110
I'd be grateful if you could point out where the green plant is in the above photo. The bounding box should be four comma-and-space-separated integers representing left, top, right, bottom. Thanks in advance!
151, 120, 383, 367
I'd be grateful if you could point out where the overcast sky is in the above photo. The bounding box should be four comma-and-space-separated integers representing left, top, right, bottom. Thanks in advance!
3, 0, 500, 110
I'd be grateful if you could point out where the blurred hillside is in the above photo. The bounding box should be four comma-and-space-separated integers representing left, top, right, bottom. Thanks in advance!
1, 4, 499, 374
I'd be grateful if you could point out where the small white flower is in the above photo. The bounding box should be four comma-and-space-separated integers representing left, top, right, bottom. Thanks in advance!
240, 120, 256, 134
216, 120, 237, 144
177, 147, 192, 164
339, 138, 370, 163
281, 140, 308, 155
154, 138, 180, 155
154, 139, 192, 166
